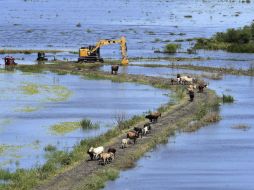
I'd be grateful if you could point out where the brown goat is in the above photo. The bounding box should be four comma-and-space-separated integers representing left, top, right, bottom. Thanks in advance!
145, 112, 161, 123
127, 131, 139, 144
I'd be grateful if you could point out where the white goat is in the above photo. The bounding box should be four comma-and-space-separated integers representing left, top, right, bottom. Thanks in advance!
88, 146, 104, 159
121, 138, 129, 149
142, 126, 149, 136
180, 76, 193, 85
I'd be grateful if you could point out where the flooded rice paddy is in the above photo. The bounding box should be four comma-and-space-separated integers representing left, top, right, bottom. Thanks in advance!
103, 73, 254, 190
1, 0, 254, 67
0, 70, 169, 170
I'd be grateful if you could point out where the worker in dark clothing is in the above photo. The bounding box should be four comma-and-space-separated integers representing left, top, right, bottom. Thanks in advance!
189, 90, 194, 102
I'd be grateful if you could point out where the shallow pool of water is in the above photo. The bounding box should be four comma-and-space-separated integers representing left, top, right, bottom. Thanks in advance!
0, 71, 169, 170
103, 74, 254, 190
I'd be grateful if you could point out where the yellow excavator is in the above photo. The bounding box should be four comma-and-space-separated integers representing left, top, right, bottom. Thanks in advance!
78, 36, 128, 64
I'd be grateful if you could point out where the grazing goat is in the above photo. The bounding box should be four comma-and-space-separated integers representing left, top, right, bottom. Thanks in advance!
111, 65, 119, 75
134, 127, 143, 138
99, 152, 114, 165
121, 138, 129, 149
142, 126, 149, 136
144, 122, 151, 131
127, 131, 139, 144
145, 112, 161, 123
180, 76, 193, 85
171, 78, 178, 85
88, 146, 104, 160
198, 83, 208, 93
107, 148, 116, 156
187, 84, 196, 92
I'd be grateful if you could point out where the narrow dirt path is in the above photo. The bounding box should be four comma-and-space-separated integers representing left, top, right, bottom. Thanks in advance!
35, 91, 209, 190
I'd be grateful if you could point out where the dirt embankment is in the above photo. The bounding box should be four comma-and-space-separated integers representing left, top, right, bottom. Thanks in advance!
35, 89, 217, 190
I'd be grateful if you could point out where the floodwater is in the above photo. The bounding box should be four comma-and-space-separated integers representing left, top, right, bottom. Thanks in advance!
1, 0, 254, 65
131, 57, 254, 71
101, 65, 205, 78
103, 74, 254, 190
0, 70, 168, 170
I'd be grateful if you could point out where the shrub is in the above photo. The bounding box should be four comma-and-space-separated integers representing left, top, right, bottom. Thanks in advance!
44, 144, 57, 152
222, 94, 234, 103
80, 119, 99, 130
164, 44, 181, 53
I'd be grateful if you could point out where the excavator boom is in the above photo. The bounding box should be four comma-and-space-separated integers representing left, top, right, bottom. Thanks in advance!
78, 36, 128, 64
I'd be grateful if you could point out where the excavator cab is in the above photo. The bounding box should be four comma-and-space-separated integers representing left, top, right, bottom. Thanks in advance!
78, 46, 103, 63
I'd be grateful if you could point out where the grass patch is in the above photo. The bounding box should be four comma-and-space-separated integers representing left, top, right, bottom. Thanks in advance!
164, 43, 181, 53
80, 119, 100, 130
21, 83, 39, 95
20, 82, 72, 102
231, 124, 251, 131
15, 106, 41, 113
50, 119, 100, 135
44, 145, 57, 152
50, 122, 82, 135
222, 94, 234, 103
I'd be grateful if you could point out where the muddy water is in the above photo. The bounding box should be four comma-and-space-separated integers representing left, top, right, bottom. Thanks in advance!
0, 71, 168, 170
1, 0, 254, 63
103, 74, 254, 190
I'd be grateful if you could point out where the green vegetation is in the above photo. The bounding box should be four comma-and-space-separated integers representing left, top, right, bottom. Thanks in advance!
50, 119, 99, 135
15, 106, 41, 113
0, 145, 23, 156
50, 122, 83, 135
222, 94, 234, 103
21, 83, 39, 95
80, 119, 100, 130
164, 43, 181, 53
44, 145, 57, 152
194, 22, 254, 53
20, 82, 72, 102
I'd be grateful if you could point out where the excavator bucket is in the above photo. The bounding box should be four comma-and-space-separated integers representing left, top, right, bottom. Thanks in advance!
121, 58, 129, 65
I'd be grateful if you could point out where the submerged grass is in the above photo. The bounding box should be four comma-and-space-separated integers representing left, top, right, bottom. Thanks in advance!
231, 124, 251, 131
15, 106, 41, 113
50, 122, 82, 135
50, 119, 100, 135
222, 94, 234, 103
20, 82, 72, 102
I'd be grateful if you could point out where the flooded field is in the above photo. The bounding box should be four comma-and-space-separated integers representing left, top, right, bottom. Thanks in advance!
1, 0, 254, 64
131, 57, 254, 71
1, 0, 254, 189
103, 74, 254, 190
101, 65, 205, 78
0, 70, 168, 170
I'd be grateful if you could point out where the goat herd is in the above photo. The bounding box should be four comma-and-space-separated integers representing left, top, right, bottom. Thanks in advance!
88, 71, 208, 166
87, 112, 161, 166
171, 74, 208, 102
